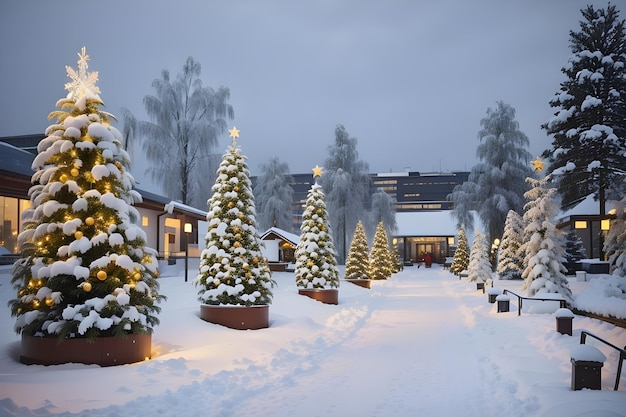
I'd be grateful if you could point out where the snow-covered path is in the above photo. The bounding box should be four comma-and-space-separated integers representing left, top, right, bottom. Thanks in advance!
1, 265, 624, 417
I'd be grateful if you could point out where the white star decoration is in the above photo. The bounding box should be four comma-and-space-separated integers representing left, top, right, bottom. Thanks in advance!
64, 46, 101, 101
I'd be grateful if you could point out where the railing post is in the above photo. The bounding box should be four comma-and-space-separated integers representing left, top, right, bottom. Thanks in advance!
616, 349, 625, 391
518, 298, 522, 316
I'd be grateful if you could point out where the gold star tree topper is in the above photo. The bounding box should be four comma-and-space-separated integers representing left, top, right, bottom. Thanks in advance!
532, 156, 544, 172
229, 126, 240, 145
64, 46, 101, 101
312, 165, 323, 178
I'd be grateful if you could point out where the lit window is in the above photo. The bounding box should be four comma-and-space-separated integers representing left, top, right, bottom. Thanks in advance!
142, 216, 149, 227
574, 221, 587, 229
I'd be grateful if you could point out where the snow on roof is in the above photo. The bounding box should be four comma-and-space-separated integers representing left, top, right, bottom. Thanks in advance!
260, 227, 300, 246
395, 211, 458, 236
558, 194, 615, 220
164, 200, 208, 218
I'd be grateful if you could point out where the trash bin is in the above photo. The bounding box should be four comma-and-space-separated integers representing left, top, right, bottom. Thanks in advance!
576, 271, 586, 282
555, 308, 574, 336
496, 294, 510, 313
570, 344, 606, 390
476, 281, 485, 293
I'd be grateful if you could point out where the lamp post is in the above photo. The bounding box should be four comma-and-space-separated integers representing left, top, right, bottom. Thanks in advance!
184, 223, 192, 282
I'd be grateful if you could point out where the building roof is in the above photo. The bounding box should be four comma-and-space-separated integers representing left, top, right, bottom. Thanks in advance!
260, 227, 300, 246
0, 141, 36, 177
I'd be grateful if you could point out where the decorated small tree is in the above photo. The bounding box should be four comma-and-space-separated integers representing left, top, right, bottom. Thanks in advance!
450, 227, 470, 275
369, 221, 393, 280
294, 166, 340, 294
497, 210, 525, 280
9, 48, 163, 363
467, 229, 492, 284
195, 127, 275, 311
520, 175, 572, 303
605, 196, 626, 276
345, 221, 369, 279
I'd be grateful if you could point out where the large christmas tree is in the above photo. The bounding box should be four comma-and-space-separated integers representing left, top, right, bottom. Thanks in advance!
195, 128, 275, 306
294, 166, 340, 289
9, 48, 163, 340
450, 227, 470, 275
520, 175, 572, 303
345, 221, 369, 279
369, 221, 393, 280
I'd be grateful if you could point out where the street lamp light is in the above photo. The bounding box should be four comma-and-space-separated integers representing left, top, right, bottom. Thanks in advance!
184, 223, 192, 282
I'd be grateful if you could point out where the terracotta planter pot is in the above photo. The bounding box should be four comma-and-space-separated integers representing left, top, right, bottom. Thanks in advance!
21, 333, 151, 366
298, 288, 339, 305
200, 304, 269, 330
346, 278, 371, 289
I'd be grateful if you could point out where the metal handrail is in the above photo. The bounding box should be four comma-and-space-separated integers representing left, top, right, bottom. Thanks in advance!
502, 289, 567, 316
580, 330, 626, 391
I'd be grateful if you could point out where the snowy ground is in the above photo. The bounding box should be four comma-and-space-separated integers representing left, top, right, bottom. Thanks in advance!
0, 262, 625, 417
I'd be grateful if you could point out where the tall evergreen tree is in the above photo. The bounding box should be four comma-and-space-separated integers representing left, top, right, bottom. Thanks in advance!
450, 227, 470, 275
449, 102, 533, 243
366, 189, 397, 245
294, 167, 340, 290
321, 125, 371, 264
194, 128, 275, 306
345, 221, 370, 279
520, 176, 572, 303
369, 221, 393, 280
497, 210, 525, 280
467, 230, 491, 283
542, 4, 626, 212
9, 48, 163, 339
253, 157, 294, 233
126, 57, 234, 209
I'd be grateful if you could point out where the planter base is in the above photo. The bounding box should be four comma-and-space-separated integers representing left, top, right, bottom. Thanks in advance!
200, 304, 269, 330
346, 279, 371, 289
298, 288, 339, 305
21, 333, 151, 366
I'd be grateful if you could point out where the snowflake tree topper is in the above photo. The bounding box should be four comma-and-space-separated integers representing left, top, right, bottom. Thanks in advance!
64, 46, 101, 101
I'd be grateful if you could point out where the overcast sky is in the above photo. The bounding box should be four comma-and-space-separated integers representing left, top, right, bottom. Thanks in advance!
0, 0, 611, 193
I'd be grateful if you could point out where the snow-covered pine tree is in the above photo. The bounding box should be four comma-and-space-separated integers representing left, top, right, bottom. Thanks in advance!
520, 176, 572, 302
366, 189, 397, 244
369, 221, 393, 280
542, 4, 626, 211
253, 156, 294, 233
497, 210, 525, 280
450, 227, 470, 275
294, 166, 340, 289
564, 229, 587, 273
467, 230, 491, 283
604, 196, 626, 276
195, 127, 275, 306
9, 48, 163, 340
345, 221, 369, 279
449, 102, 533, 243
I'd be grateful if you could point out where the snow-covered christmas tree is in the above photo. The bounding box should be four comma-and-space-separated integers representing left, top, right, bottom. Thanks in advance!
564, 229, 587, 273
345, 221, 369, 279
195, 127, 275, 306
9, 47, 163, 342
294, 166, 340, 290
467, 230, 492, 283
520, 175, 572, 303
450, 227, 470, 275
369, 221, 393, 280
497, 210, 525, 280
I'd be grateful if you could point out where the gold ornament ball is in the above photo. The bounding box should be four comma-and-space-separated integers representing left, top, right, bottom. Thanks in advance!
97, 270, 107, 281
45, 297, 55, 307
83, 282, 92, 292
307, 261, 314, 267
233, 241, 241, 248
60, 174, 68, 183
234, 186, 239, 192
228, 201, 235, 208
70, 168, 79, 177
252, 257, 259, 264
74, 231, 83, 240
134, 272, 142, 280
243, 263, 250, 271
85, 217, 95, 226
245, 272, 251, 278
